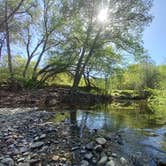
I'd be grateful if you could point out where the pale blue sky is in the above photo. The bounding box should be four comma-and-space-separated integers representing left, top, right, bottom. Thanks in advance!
143, 0, 166, 64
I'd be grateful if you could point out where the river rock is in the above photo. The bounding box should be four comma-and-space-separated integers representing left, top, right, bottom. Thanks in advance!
72, 147, 80, 151
94, 145, 103, 152
97, 156, 108, 166
84, 153, 93, 160
17, 158, 25, 162
117, 139, 124, 145
81, 160, 89, 166
34, 136, 39, 141
80, 149, 87, 154
96, 138, 107, 145
30, 142, 44, 149
60, 157, 66, 162
106, 160, 115, 166
86, 142, 94, 150
20, 147, 28, 153
6, 138, 16, 144
120, 157, 127, 165
1, 157, 14, 166
92, 157, 97, 164
111, 153, 117, 158
52, 155, 59, 161
18, 163, 30, 166
48, 99, 58, 106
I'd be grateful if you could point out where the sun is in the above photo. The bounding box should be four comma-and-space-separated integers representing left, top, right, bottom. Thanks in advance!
97, 8, 108, 23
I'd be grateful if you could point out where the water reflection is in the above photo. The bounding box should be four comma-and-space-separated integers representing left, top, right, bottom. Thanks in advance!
52, 100, 166, 161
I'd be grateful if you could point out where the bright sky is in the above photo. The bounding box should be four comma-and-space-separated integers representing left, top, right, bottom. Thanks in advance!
143, 0, 166, 65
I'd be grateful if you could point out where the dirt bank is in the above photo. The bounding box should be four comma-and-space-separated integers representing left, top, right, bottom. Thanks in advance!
0, 87, 111, 108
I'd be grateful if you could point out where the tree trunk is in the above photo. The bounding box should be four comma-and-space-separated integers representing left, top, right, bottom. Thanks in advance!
72, 24, 92, 90
22, 57, 31, 78
70, 110, 77, 124
72, 28, 101, 90
0, 0, 24, 29
32, 37, 48, 80
5, 1, 13, 79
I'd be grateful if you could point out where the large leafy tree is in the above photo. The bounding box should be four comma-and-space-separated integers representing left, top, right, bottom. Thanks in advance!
61, 0, 153, 90
0, 0, 153, 89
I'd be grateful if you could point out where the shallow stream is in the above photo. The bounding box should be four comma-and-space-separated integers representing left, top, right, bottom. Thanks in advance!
52, 100, 166, 163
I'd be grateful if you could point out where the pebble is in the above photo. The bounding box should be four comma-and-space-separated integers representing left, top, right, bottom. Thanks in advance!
106, 160, 115, 166
52, 156, 60, 161
17, 158, 25, 162
120, 157, 127, 165
60, 157, 66, 162
86, 142, 94, 150
20, 147, 28, 153
1, 157, 14, 166
84, 153, 93, 160
92, 157, 97, 164
96, 138, 107, 145
94, 145, 103, 152
18, 163, 30, 166
34, 136, 39, 141
72, 147, 80, 151
97, 156, 108, 165
81, 160, 89, 166
30, 142, 44, 149
111, 153, 118, 158
80, 149, 87, 154
40, 134, 46, 139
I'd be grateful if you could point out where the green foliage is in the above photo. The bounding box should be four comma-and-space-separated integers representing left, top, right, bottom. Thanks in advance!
148, 90, 166, 113
110, 63, 160, 90
0, 0, 161, 92
47, 73, 73, 86
20, 78, 46, 89
0, 55, 38, 88
158, 65, 166, 90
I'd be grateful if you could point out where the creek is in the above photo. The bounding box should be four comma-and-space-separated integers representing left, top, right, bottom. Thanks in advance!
52, 100, 166, 164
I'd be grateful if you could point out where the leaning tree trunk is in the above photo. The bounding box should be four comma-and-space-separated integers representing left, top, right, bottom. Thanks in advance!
72, 28, 101, 91
72, 24, 93, 91
22, 57, 31, 78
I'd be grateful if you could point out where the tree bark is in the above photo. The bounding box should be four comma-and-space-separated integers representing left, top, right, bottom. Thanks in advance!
0, 0, 24, 29
32, 38, 47, 80
5, 1, 13, 79
22, 57, 31, 78
72, 28, 101, 90
72, 25, 92, 90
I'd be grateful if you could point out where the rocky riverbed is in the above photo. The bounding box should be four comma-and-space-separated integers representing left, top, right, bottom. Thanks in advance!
0, 108, 164, 166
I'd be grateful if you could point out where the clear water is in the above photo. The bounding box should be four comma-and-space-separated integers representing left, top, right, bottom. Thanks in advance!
52, 100, 166, 162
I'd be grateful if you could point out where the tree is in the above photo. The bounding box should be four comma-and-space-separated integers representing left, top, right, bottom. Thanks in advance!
0, 0, 25, 29
63, 0, 153, 90
83, 46, 122, 89
17, 0, 71, 80
0, 0, 154, 89
0, 0, 36, 82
